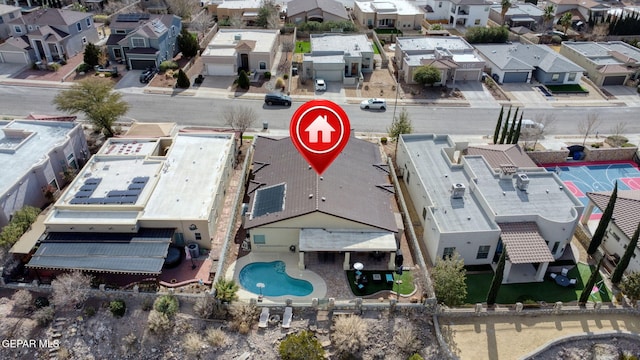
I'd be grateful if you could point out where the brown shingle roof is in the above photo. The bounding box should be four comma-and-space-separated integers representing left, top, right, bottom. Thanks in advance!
245, 136, 397, 232
499, 222, 555, 264
467, 144, 537, 169
587, 190, 640, 240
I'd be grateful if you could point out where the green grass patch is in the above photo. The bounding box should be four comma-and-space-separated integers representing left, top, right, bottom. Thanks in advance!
295, 41, 310, 53
374, 28, 403, 35
242, 135, 254, 140
372, 42, 380, 54
545, 84, 588, 94
465, 263, 611, 304
346, 270, 414, 296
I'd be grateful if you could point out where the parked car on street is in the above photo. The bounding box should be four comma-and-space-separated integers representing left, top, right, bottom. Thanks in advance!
139, 67, 157, 84
315, 78, 326, 92
360, 98, 387, 111
264, 93, 292, 106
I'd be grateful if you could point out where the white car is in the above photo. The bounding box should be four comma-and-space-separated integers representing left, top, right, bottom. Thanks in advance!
314, 79, 326, 91
360, 98, 387, 111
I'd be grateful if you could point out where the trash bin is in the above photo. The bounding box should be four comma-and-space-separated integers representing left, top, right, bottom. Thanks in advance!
263, 121, 268, 130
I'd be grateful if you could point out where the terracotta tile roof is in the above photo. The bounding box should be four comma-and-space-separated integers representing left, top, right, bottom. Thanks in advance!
467, 144, 537, 169
587, 190, 640, 240
245, 136, 397, 232
499, 222, 555, 264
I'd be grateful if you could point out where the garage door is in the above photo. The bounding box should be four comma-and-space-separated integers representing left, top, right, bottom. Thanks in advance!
602, 76, 625, 86
0, 51, 28, 64
502, 72, 528, 83
454, 69, 481, 82
314, 70, 342, 82
130, 59, 157, 70
206, 63, 235, 76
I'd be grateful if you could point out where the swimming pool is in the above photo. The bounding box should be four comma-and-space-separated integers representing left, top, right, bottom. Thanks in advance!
238, 261, 313, 297
544, 162, 640, 219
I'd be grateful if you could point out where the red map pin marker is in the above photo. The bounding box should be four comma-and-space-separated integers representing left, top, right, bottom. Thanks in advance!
289, 99, 351, 175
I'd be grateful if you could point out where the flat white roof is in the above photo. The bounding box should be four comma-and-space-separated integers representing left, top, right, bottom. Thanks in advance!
142, 133, 233, 220
310, 33, 373, 56
217, 0, 260, 9
203, 29, 279, 55
357, 0, 423, 15
299, 228, 397, 252
398, 36, 474, 52
99, 139, 158, 156
0, 120, 79, 198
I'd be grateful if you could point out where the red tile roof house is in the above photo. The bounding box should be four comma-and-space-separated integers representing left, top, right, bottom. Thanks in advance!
582, 190, 640, 275
244, 136, 399, 271
0, 8, 98, 65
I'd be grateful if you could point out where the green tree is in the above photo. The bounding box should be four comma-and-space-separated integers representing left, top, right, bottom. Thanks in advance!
53, 78, 129, 138
543, 5, 555, 31
214, 279, 239, 303
512, 113, 523, 144
153, 295, 179, 316
500, 0, 511, 25
387, 108, 413, 145
579, 258, 603, 305
413, 65, 441, 87
486, 250, 506, 306
620, 272, 640, 305
83, 42, 101, 67
237, 70, 250, 90
177, 28, 199, 58
431, 252, 467, 306
560, 12, 573, 35
493, 106, 504, 144
176, 69, 191, 89
256, 0, 278, 29
279, 331, 325, 360
499, 106, 512, 144
0, 206, 41, 247
611, 223, 640, 284
505, 107, 519, 144
587, 181, 617, 255
109, 299, 126, 317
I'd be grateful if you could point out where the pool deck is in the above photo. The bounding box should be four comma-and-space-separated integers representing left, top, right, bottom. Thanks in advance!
226, 252, 327, 303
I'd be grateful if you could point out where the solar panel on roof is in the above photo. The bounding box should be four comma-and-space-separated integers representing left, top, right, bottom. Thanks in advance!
124, 189, 141, 196
80, 184, 96, 191
107, 190, 127, 197
132, 176, 149, 184
121, 199, 136, 204
70, 198, 85, 204
128, 183, 145, 190
75, 191, 92, 198
252, 183, 286, 218
85, 178, 101, 185
116, 13, 150, 22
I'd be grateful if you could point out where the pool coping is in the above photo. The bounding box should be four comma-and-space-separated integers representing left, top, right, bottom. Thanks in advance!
225, 252, 328, 303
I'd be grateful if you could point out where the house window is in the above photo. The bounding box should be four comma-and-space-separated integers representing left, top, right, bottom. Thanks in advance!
438, 2, 442, 7
612, 232, 620, 241
67, 153, 78, 169
476, 245, 490, 259
9, 13, 15, 19
552, 73, 560, 81
0, 18, 4, 25
259, 62, 266, 70
253, 234, 266, 244
195, 233, 202, 240
552, 242, 560, 254
14, 26, 21, 33
568, 72, 576, 81
443, 247, 456, 259
171, 25, 176, 36
475, 19, 481, 25
132, 38, 145, 47
76, 23, 82, 32
115, 30, 127, 34
49, 178, 59, 191
86, 18, 92, 27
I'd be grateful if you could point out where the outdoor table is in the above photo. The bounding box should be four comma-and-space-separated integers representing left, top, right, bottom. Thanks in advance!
372, 273, 382, 282
555, 274, 570, 287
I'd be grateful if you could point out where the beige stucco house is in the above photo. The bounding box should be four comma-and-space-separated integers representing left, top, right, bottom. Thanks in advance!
201, 29, 280, 76
354, 0, 424, 30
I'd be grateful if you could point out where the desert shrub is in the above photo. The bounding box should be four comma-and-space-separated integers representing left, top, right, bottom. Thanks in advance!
76, 63, 93, 73
84, 306, 96, 317
159, 60, 179, 72
12, 290, 33, 314
622, 143, 636, 147
331, 315, 367, 356
93, 14, 110, 23
34, 296, 49, 309
206, 328, 227, 348
147, 310, 172, 333
283, 74, 289, 80
395, 326, 422, 354
381, 137, 388, 144
141, 298, 153, 311
51, 272, 92, 309
109, 299, 126, 317
236, 70, 250, 90
264, 71, 271, 80
214, 279, 239, 303
407, 354, 424, 360
176, 69, 190, 88
34, 306, 55, 327
183, 332, 205, 357
153, 295, 179, 317
591, 142, 603, 148
279, 330, 325, 360
194, 295, 227, 319
58, 347, 71, 360
551, 35, 562, 44
275, 77, 285, 90
121, 333, 138, 355
229, 302, 256, 334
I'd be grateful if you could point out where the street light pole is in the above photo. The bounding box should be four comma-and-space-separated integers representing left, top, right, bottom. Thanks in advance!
392, 66, 400, 122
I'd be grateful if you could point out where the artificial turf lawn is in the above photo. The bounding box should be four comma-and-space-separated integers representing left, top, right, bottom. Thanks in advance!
346, 270, 414, 296
545, 84, 588, 93
465, 263, 611, 304
295, 41, 310, 53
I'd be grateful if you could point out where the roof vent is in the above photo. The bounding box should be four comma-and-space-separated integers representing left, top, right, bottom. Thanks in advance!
234, 33, 241, 41
321, 197, 326, 201
309, 194, 313, 198
451, 183, 465, 198
516, 173, 529, 190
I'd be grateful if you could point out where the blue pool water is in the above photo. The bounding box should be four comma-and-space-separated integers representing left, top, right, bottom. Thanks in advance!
238, 261, 313, 297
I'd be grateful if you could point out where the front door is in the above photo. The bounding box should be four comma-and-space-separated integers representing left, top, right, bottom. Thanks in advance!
240, 53, 249, 72
34, 39, 46, 62
351, 63, 358, 77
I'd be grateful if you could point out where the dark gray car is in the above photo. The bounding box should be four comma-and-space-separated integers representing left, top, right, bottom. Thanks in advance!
264, 93, 292, 106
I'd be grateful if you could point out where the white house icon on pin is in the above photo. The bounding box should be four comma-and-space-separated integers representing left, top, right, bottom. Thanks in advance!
304, 115, 335, 143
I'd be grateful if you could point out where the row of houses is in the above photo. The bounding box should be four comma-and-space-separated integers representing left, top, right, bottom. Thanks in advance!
5, 119, 639, 286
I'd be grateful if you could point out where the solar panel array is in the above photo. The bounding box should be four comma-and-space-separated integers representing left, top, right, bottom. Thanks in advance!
70, 176, 149, 205
150, 18, 167, 34
116, 13, 151, 22
252, 183, 285, 218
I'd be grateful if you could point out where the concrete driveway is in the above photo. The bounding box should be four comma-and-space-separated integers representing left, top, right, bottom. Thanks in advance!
455, 81, 500, 108
604, 85, 640, 107
114, 70, 147, 92
0, 63, 28, 79
501, 83, 554, 108
312, 81, 346, 103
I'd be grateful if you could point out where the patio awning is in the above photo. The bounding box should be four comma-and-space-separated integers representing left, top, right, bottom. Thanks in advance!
499, 222, 554, 264
511, 17, 535, 23
299, 228, 397, 252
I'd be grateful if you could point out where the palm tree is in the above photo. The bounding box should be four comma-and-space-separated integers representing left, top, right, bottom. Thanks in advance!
500, 0, 511, 25
560, 12, 573, 35
214, 279, 239, 303
543, 5, 555, 31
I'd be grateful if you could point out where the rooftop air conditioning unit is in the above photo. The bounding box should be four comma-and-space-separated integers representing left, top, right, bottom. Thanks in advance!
517, 173, 530, 191
451, 183, 466, 198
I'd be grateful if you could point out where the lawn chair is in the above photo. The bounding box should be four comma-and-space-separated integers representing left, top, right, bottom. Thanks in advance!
561, 268, 569, 277
258, 307, 269, 328
550, 273, 557, 279
282, 306, 293, 329
568, 278, 577, 287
